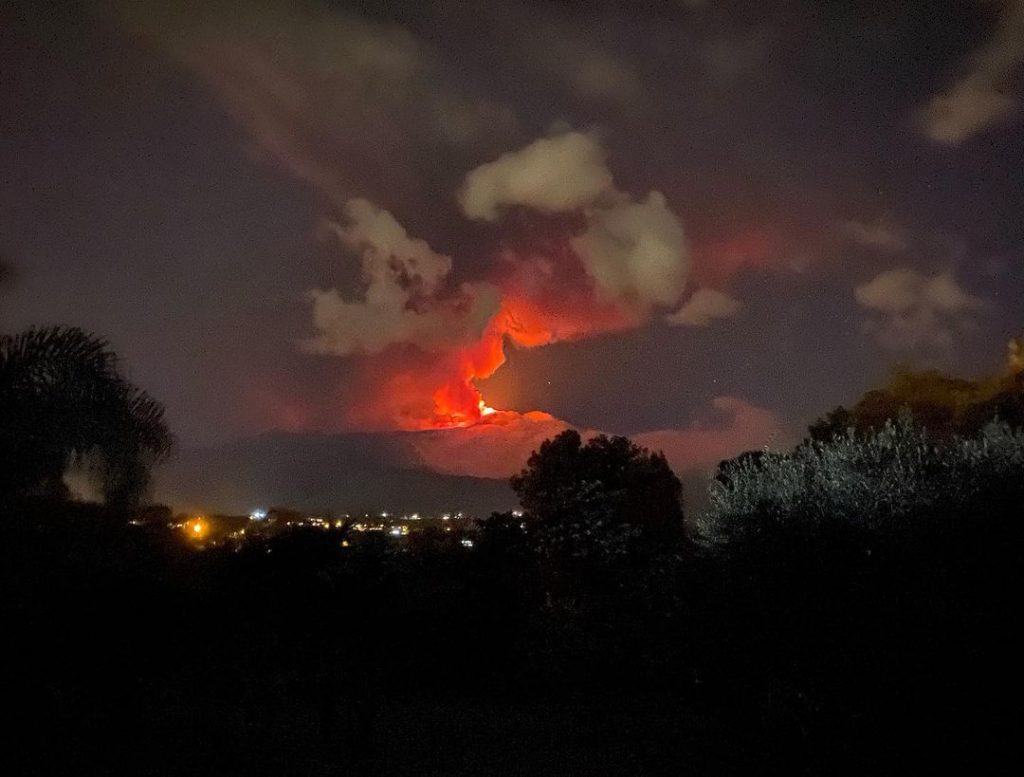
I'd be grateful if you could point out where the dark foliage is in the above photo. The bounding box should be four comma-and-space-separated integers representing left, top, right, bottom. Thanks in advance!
4, 416, 1023, 774
0, 326, 173, 508
512, 430, 685, 543
807, 350, 1024, 442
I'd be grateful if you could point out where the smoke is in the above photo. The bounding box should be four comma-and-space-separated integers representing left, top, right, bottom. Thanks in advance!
571, 191, 687, 309
855, 268, 988, 354
920, 0, 1024, 145
303, 199, 499, 356
666, 287, 743, 327
411, 410, 576, 479
461, 131, 691, 312
459, 131, 614, 220
117, 4, 774, 470
114, 0, 518, 204
300, 131, 693, 431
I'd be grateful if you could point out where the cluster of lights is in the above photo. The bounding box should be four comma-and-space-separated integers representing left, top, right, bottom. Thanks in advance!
172, 507, 481, 550
182, 516, 208, 541
352, 522, 386, 532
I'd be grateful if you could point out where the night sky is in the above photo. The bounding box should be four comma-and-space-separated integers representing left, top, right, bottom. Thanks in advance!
2, 0, 1023, 509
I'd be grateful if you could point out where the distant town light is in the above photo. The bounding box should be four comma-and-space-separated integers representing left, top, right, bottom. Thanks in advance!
186, 517, 208, 541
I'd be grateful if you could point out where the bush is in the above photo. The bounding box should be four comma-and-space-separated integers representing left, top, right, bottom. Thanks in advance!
701, 416, 1024, 543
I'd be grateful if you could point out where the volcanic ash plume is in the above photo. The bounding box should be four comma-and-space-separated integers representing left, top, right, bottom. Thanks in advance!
305, 132, 693, 431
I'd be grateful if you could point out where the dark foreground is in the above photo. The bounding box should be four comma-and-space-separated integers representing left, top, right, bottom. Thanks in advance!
3, 498, 1021, 776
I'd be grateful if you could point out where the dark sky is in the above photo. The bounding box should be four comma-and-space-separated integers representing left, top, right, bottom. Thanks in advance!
2, 0, 1022, 493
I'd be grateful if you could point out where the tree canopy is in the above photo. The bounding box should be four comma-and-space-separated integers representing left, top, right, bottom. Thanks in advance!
808, 339, 1024, 442
512, 430, 684, 544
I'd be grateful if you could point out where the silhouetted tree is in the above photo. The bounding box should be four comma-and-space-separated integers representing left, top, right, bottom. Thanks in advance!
808, 350, 1024, 443
0, 326, 173, 508
509, 430, 686, 613
512, 430, 685, 544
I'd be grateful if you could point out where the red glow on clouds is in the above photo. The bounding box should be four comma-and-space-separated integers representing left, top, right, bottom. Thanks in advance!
411, 397, 783, 480
302, 216, 789, 475
691, 228, 779, 286
411, 409, 573, 478
348, 254, 641, 432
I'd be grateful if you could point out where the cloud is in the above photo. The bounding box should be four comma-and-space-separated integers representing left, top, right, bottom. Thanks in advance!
920, 1, 1024, 144
636, 397, 783, 475
300, 165, 688, 430
461, 132, 691, 311
458, 132, 613, 221
841, 219, 910, 254
665, 288, 743, 327
116, 0, 518, 203
524, 30, 644, 106
303, 199, 500, 356
571, 192, 689, 309
854, 268, 988, 353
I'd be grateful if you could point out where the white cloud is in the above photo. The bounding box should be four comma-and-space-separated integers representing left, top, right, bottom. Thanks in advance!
303, 199, 499, 355
854, 268, 987, 353
336, 198, 453, 297
571, 192, 689, 309
921, 1, 1024, 144
458, 132, 613, 221
665, 288, 743, 327
461, 132, 691, 311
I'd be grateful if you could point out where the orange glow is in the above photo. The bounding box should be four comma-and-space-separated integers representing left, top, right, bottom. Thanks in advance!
338, 244, 650, 432
186, 517, 209, 541
691, 228, 778, 286
359, 289, 643, 431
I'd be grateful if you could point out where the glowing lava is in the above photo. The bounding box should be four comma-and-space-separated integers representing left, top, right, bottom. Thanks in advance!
336, 231, 654, 432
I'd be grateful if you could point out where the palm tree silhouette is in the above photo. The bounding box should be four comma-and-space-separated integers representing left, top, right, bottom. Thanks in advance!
0, 326, 173, 509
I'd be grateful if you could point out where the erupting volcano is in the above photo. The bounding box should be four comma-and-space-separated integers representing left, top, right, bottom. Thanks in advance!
292, 130, 780, 479
389, 291, 641, 431
303, 131, 692, 434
